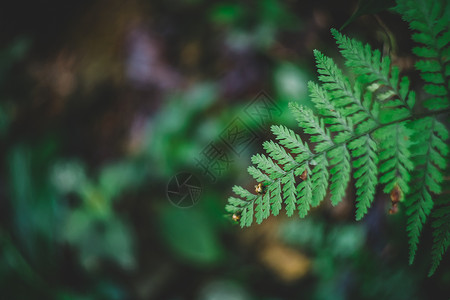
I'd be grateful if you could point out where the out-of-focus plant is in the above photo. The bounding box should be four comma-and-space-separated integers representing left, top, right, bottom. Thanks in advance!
279, 217, 423, 300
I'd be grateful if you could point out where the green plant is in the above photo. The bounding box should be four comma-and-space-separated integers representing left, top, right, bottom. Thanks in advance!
226, 0, 449, 275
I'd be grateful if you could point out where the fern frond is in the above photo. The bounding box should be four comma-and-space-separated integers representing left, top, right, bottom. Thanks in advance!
263, 140, 298, 172
395, 0, 450, 109
348, 134, 379, 220
396, 0, 450, 264
225, 197, 248, 213
429, 193, 450, 276
374, 122, 414, 194
308, 81, 353, 143
251, 153, 305, 219
289, 102, 334, 152
328, 145, 351, 205
248, 166, 272, 183
358, 89, 380, 133
255, 191, 270, 224
406, 117, 449, 263
270, 180, 283, 216
282, 171, 298, 217
225, 185, 257, 227
228, 124, 318, 226
251, 153, 285, 180
271, 125, 313, 163
313, 50, 379, 131
310, 153, 329, 206
240, 201, 254, 228
231, 185, 255, 201
332, 28, 415, 120
295, 164, 313, 217
307, 81, 352, 205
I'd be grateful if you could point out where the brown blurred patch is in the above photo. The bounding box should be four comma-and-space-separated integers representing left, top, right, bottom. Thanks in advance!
180, 40, 201, 69
238, 216, 311, 282
392, 55, 416, 72
28, 50, 77, 116
259, 243, 311, 282
328, 193, 353, 220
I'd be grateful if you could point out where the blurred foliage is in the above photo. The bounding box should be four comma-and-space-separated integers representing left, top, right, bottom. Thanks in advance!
280, 217, 423, 300
0, 0, 449, 299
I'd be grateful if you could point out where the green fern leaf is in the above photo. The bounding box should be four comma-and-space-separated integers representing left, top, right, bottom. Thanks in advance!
310, 153, 329, 206
282, 171, 297, 216
254, 195, 264, 224
225, 186, 258, 227
406, 117, 449, 263
232, 185, 255, 201
248, 166, 272, 183
328, 145, 351, 205
251, 153, 285, 180
374, 122, 414, 194
255, 191, 271, 224
263, 140, 298, 172
395, 0, 450, 109
270, 180, 283, 216
313, 50, 378, 130
271, 125, 313, 163
296, 164, 313, 217
348, 135, 379, 220
429, 194, 450, 276
289, 102, 333, 152
225, 197, 248, 213
308, 81, 353, 142
240, 203, 254, 228
332, 28, 415, 120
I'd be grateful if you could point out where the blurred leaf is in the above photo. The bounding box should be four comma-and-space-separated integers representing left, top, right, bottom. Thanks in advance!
98, 160, 146, 201
7, 146, 35, 256
313, 252, 336, 279
253, 23, 276, 49
274, 63, 309, 103
360, 269, 421, 300
146, 83, 218, 175
258, 0, 298, 28
279, 219, 325, 251
50, 160, 87, 194
0, 231, 46, 290
210, 3, 244, 24
0, 36, 31, 83
159, 207, 223, 265
327, 225, 365, 258
198, 280, 250, 300
63, 210, 135, 271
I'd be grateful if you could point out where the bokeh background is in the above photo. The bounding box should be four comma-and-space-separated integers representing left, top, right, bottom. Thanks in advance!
0, 0, 449, 299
